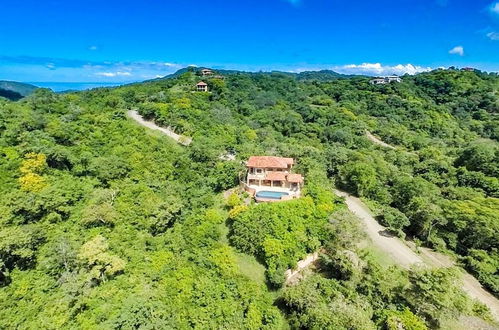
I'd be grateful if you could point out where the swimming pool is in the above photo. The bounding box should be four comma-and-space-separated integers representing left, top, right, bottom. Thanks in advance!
255, 191, 289, 200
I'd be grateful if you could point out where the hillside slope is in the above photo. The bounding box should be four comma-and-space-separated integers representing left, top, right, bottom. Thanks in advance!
0, 80, 38, 101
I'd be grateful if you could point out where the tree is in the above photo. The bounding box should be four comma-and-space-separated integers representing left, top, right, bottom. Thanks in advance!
456, 143, 498, 177
405, 268, 473, 326
0, 225, 44, 273
18, 153, 47, 192
380, 206, 410, 236
338, 161, 378, 197
226, 192, 242, 208
380, 308, 427, 330
78, 235, 125, 283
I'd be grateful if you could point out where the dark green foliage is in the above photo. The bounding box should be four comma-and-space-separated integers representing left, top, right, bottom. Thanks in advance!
0, 89, 24, 101
0, 80, 38, 101
462, 249, 499, 296
456, 142, 499, 177
0, 225, 45, 273
379, 206, 410, 236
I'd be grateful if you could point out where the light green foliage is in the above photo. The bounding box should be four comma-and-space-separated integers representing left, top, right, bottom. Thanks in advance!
81, 189, 119, 227
406, 267, 475, 326
78, 235, 125, 282
230, 196, 333, 286
226, 192, 242, 208
382, 308, 427, 330
281, 275, 376, 329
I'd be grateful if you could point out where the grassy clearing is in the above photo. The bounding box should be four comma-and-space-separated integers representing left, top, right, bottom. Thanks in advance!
235, 252, 266, 286
361, 245, 397, 267
218, 212, 266, 286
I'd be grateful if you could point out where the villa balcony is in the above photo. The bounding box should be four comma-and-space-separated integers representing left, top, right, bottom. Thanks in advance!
247, 173, 266, 181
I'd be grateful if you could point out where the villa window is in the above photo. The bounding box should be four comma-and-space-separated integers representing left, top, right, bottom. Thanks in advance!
256, 168, 263, 174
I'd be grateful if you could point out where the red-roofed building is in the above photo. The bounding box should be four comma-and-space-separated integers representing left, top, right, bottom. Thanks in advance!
196, 81, 208, 92
244, 156, 304, 201
247, 156, 294, 169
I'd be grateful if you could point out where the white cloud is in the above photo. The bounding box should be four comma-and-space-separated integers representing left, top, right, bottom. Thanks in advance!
95, 71, 132, 77
88, 45, 98, 51
491, 2, 499, 14
487, 32, 499, 40
329, 63, 432, 76
449, 46, 464, 56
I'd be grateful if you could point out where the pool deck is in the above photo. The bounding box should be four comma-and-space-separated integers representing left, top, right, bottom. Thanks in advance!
243, 184, 300, 203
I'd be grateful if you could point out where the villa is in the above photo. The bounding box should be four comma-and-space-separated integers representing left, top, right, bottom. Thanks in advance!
370, 76, 402, 85
201, 68, 214, 76
243, 156, 304, 202
196, 81, 208, 92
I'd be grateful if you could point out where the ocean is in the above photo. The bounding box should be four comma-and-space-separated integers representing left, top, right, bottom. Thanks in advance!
28, 82, 126, 92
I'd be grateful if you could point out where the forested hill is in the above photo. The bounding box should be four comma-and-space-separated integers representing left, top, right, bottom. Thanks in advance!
0, 68, 498, 329
158, 67, 357, 81
0, 80, 38, 101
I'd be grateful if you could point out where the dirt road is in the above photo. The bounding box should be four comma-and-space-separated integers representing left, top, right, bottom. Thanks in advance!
366, 131, 396, 149
127, 110, 192, 146
334, 189, 499, 321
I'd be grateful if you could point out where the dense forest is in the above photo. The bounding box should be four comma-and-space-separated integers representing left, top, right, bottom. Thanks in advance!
0, 67, 497, 329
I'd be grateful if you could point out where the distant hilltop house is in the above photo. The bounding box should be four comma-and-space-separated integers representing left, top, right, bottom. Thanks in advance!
462, 67, 475, 72
196, 81, 208, 92
370, 76, 402, 85
201, 68, 214, 76
243, 156, 304, 202
200, 68, 225, 80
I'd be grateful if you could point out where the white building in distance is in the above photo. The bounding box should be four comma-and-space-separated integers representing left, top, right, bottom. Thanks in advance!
370, 76, 402, 85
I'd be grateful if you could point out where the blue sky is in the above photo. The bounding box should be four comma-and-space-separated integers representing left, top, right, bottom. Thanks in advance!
1, 0, 498, 83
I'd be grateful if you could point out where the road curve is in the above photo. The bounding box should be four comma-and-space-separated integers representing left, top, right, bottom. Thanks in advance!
334, 189, 499, 321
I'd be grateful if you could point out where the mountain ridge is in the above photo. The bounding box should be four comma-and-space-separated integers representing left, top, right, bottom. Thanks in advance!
0, 80, 38, 101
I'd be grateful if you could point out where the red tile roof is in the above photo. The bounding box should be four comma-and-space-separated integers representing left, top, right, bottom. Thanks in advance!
247, 156, 294, 168
266, 172, 287, 181
287, 173, 303, 183
196, 81, 208, 86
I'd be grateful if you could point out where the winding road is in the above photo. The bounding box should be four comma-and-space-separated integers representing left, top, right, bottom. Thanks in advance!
128, 110, 499, 320
334, 189, 499, 321
127, 110, 192, 146
366, 131, 396, 149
